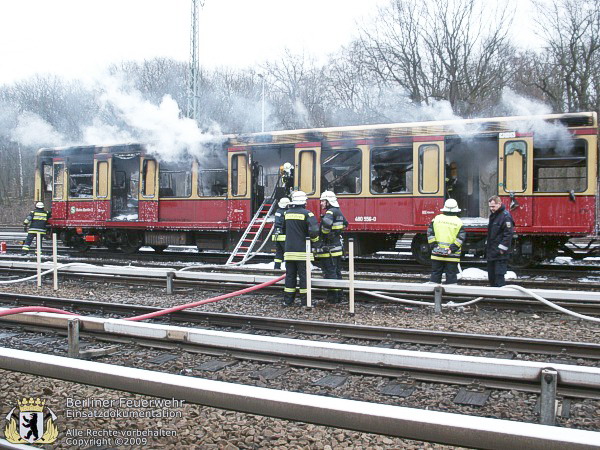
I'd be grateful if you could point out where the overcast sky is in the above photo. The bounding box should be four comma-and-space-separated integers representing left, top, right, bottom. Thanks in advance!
0, 0, 539, 86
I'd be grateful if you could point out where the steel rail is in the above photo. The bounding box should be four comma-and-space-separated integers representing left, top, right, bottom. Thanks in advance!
1, 292, 600, 360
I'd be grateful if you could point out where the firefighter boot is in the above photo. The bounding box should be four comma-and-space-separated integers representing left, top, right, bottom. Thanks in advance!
299, 293, 308, 307
283, 292, 295, 307
326, 290, 337, 304
274, 262, 281, 270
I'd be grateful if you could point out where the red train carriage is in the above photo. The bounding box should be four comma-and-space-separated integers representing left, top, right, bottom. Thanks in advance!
34, 112, 599, 267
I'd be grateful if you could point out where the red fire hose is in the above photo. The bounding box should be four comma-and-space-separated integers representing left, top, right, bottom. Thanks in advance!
0, 274, 286, 321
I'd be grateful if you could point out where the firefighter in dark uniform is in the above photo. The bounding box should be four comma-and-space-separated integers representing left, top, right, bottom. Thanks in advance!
272, 197, 290, 270
281, 191, 319, 306
427, 198, 465, 284
22, 201, 51, 255
486, 195, 515, 287
315, 191, 348, 303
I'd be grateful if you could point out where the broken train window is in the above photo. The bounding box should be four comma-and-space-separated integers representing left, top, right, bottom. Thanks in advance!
68, 160, 94, 198
159, 160, 192, 198
321, 148, 362, 194
198, 152, 227, 197
533, 139, 587, 192
370, 147, 413, 194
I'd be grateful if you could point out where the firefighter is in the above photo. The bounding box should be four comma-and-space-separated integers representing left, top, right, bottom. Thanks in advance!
281, 190, 319, 306
280, 162, 294, 197
315, 191, 348, 304
272, 197, 290, 270
486, 195, 515, 287
427, 198, 465, 284
22, 201, 51, 255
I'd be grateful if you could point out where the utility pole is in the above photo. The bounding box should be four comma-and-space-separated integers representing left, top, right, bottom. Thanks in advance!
186, 0, 205, 121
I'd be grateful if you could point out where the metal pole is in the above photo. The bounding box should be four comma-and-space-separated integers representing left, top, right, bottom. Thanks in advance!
167, 271, 175, 295
260, 74, 265, 132
53, 233, 58, 291
305, 237, 312, 308
540, 368, 558, 425
68, 318, 80, 358
349, 238, 355, 315
36, 234, 42, 288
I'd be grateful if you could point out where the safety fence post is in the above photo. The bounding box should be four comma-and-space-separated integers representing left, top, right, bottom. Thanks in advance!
434, 286, 443, 314
36, 234, 42, 288
305, 238, 312, 308
53, 233, 58, 291
349, 238, 355, 315
68, 318, 80, 358
166, 271, 175, 295
540, 368, 558, 426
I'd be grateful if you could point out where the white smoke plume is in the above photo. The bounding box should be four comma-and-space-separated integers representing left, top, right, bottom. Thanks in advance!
10, 111, 67, 148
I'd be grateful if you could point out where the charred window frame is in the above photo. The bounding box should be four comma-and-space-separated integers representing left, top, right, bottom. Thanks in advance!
321, 148, 362, 194
533, 139, 587, 193
159, 160, 192, 198
503, 141, 527, 193
198, 154, 227, 197
231, 153, 248, 197
68, 160, 94, 198
418, 144, 440, 194
370, 146, 413, 194
298, 150, 316, 195
43, 164, 53, 194
52, 163, 64, 201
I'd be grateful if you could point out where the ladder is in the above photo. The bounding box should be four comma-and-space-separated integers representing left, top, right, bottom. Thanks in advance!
226, 195, 277, 265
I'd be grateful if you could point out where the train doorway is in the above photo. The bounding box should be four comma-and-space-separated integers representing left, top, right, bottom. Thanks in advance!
111, 153, 140, 220
444, 136, 498, 218
248, 145, 295, 214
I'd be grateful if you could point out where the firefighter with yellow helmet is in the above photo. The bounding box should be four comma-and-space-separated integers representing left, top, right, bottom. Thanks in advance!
427, 198, 465, 284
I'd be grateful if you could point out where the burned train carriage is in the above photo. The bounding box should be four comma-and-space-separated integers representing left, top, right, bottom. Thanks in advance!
34, 112, 598, 267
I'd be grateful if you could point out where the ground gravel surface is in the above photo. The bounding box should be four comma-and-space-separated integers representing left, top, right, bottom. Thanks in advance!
1, 278, 599, 449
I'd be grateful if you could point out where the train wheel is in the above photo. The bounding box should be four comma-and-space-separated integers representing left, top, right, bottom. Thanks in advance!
152, 245, 167, 254
411, 234, 432, 266
120, 233, 142, 254
73, 241, 90, 253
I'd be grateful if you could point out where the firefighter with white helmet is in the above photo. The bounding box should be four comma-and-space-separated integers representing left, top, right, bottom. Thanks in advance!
281, 191, 319, 306
280, 162, 295, 196
272, 197, 290, 270
427, 198, 465, 284
22, 201, 51, 255
316, 190, 348, 303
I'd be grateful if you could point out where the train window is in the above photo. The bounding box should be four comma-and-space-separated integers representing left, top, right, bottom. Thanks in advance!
68, 161, 94, 198
198, 154, 227, 197
231, 154, 248, 197
298, 150, 316, 194
142, 159, 157, 197
418, 144, 440, 194
321, 148, 361, 194
503, 141, 527, 193
370, 147, 413, 194
159, 160, 192, 198
533, 139, 587, 192
96, 161, 109, 198
52, 163, 64, 200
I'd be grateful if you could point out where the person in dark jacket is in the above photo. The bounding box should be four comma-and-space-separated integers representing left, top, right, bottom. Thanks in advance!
315, 191, 348, 303
486, 195, 515, 287
427, 198, 465, 284
272, 197, 290, 270
281, 191, 320, 306
22, 201, 51, 255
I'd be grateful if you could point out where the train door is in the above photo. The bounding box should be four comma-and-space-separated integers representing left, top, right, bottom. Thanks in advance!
139, 157, 158, 222
414, 139, 444, 225
35, 159, 53, 209
295, 144, 321, 213
50, 160, 67, 219
93, 154, 111, 221
499, 134, 533, 226
227, 149, 252, 227
111, 153, 140, 221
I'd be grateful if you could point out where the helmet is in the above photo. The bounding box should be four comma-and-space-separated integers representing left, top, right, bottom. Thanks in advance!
441, 198, 461, 212
320, 190, 339, 207
278, 197, 290, 208
291, 190, 307, 205
283, 162, 293, 172
35, 202, 45, 209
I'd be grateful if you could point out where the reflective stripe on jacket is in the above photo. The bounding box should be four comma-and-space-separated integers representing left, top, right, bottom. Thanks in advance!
272, 207, 287, 242
282, 205, 319, 261
315, 206, 348, 258
24, 208, 51, 234
427, 214, 465, 262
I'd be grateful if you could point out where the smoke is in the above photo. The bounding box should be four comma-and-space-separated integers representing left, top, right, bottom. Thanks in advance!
82, 76, 224, 161
10, 112, 67, 148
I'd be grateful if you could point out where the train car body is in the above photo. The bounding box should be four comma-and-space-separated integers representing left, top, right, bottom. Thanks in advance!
34, 112, 599, 266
